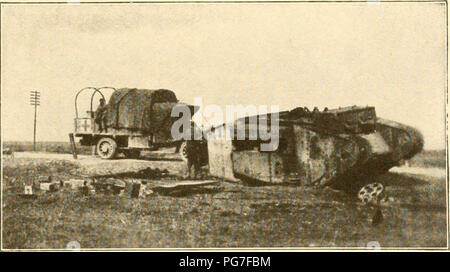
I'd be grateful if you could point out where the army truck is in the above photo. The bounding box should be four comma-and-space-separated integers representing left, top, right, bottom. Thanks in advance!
206, 105, 423, 192
71, 87, 197, 160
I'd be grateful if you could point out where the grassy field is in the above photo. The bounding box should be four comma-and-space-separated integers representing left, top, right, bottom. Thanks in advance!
1, 154, 447, 249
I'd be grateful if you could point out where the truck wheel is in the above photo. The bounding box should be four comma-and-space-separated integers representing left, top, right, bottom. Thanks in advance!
179, 141, 188, 162
96, 137, 117, 159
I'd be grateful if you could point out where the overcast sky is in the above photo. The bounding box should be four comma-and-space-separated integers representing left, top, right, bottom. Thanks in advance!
1, 3, 446, 149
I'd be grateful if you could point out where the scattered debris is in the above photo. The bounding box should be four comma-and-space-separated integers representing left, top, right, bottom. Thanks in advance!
63, 179, 86, 189
40, 182, 59, 192
95, 167, 172, 180
18, 185, 37, 199
151, 180, 220, 196
130, 182, 141, 198
38, 175, 52, 183
11, 163, 218, 200
92, 178, 125, 195
24, 185, 33, 195
79, 183, 90, 196
152, 180, 218, 190
138, 183, 154, 198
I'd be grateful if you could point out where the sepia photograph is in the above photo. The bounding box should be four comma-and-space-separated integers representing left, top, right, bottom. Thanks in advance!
0, 1, 447, 251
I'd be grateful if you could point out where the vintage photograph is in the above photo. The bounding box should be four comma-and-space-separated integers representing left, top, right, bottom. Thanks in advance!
0, 1, 447, 250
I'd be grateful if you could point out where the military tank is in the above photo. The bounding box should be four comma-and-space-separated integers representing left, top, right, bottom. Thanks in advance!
206, 105, 423, 192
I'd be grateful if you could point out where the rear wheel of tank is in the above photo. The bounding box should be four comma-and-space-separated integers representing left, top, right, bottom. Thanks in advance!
336, 174, 386, 203
357, 182, 385, 204
96, 137, 117, 159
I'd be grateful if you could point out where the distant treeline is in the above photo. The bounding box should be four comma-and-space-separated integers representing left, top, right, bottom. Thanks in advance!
3, 141, 92, 155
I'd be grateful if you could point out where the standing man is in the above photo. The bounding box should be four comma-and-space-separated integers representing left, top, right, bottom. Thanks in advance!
94, 98, 108, 132
185, 140, 206, 179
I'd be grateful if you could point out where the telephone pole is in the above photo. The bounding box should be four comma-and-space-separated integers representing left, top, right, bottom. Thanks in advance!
30, 91, 40, 151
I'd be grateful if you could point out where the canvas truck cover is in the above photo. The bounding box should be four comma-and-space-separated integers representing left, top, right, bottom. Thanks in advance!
105, 88, 179, 133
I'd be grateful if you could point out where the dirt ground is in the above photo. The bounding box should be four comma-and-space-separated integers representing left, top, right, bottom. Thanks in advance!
1, 152, 447, 249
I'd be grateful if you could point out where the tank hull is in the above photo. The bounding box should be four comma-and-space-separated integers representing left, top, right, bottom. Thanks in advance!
206, 106, 424, 190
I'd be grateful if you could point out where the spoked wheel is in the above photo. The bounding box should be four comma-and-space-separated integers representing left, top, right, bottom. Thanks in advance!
178, 141, 188, 162
358, 183, 384, 204
96, 137, 117, 159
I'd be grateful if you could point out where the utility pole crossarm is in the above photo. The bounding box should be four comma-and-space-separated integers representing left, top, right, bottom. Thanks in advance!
30, 91, 40, 152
